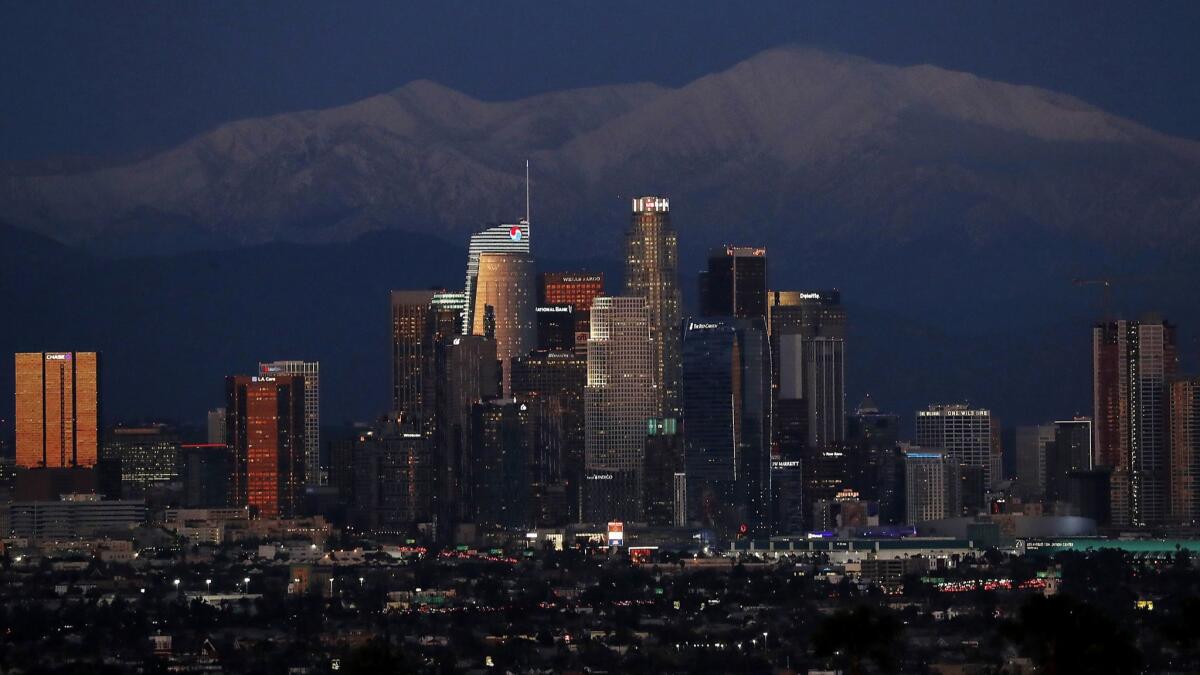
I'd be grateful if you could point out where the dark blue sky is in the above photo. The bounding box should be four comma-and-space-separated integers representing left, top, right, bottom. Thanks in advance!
2, 1, 1199, 161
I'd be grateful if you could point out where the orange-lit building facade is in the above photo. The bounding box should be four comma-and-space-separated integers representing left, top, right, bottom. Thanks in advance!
1170, 376, 1200, 526
539, 272, 604, 311
14, 352, 99, 468
540, 272, 605, 354
226, 375, 306, 519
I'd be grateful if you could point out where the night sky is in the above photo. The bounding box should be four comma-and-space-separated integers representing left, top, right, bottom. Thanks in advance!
3, 1, 1200, 162
2, 2, 1199, 430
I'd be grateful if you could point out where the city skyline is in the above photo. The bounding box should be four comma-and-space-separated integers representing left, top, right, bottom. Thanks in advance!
4, 6, 1200, 672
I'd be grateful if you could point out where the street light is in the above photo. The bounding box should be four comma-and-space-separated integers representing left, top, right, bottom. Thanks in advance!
205, 579, 212, 593
173, 578, 180, 589
243, 577, 251, 592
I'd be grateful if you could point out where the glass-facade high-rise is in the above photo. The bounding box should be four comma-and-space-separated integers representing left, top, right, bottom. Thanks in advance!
915, 404, 998, 496
432, 334, 499, 527
699, 246, 767, 319
226, 374, 306, 519
391, 290, 438, 425
680, 318, 772, 534
1046, 418, 1093, 505
259, 360, 321, 486
463, 222, 531, 335
540, 272, 605, 355
15, 352, 100, 469
904, 448, 956, 524
1170, 377, 1200, 526
511, 349, 586, 523
584, 296, 656, 521
768, 291, 846, 451
471, 252, 536, 397
100, 424, 181, 496
624, 197, 681, 417
1093, 318, 1178, 526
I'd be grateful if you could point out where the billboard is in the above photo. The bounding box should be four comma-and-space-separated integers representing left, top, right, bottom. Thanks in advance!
607, 521, 624, 547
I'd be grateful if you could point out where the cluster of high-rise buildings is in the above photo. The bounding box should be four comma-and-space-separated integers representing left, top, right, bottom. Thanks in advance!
6, 198, 1200, 542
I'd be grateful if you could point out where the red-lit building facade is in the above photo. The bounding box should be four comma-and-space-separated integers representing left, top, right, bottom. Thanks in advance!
1093, 319, 1178, 527
226, 375, 306, 518
539, 272, 604, 354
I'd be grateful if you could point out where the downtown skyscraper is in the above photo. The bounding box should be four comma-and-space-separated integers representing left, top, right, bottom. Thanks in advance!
699, 246, 767, 319
916, 404, 999, 501
680, 318, 772, 534
14, 352, 100, 469
259, 360, 321, 486
768, 291, 847, 450
226, 374, 306, 519
390, 289, 464, 429
624, 197, 682, 417
1093, 318, 1178, 526
539, 272, 604, 353
584, 296, 656, 521
1170, 376, 1200, 526
462, 221, 530, 335
471, 252, 536, 397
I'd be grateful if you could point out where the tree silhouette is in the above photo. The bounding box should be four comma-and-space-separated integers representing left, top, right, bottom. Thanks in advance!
811, 604, 902, 674
1002, 594, 1140, 674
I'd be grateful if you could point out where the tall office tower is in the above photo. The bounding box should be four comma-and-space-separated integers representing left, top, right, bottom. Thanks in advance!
391, 290, 438, 424
430, 291, 466, 335
846, 395, 901, 501
770, 456, 804, 533
768, 291, 847, 449
470, 400, 532, 528
259, 361, 321, 486
348, 423, 433, 534
624, 196, 682, 416
643, 418, 684, 526
584, 297, 656, 521
877, 446, 908, 524
535, 305, 576, 351
698, 246, 767, 319
206, 408, 226, 445
1093, 318, 1178, 526
181, 443, 233, 508
225, 374, 306, 519
540, 272, 605, 309
915, 404, 998, 490
521, 396, 569, 527
1169, 377, 1200, 525
802, 444, 853, 529
1015, 424, 1056, 502
1046, 418, 1093, 505
846, 395, 900, 450
432, 334, 499, 527
471, 252, 536, 397
464, 222, 531, 334
540, 272, 604, 353
904, 447, 957, 525
511, 349, 587, 523
15, 352, 100, 469
100, 424, 181, 497
680, 318, 773, 533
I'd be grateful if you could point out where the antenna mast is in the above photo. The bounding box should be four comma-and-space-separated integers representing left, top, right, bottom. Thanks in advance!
525, 159, 530, 227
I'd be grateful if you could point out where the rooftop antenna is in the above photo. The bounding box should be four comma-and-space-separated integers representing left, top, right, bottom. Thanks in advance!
524, 159, 530, 227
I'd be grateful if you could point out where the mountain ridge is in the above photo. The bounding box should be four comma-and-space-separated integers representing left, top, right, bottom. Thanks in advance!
2, 45, 1198, 257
